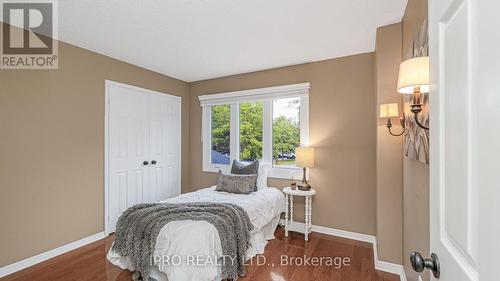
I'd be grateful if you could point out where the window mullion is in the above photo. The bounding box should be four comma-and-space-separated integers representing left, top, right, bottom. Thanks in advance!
202, 106, 210, 171
300, 96, 310, 146
230, 103, 240, 163
263, 101, 272, 164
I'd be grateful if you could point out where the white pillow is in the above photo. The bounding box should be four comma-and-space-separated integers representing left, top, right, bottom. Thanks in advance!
256, 162, 271, 190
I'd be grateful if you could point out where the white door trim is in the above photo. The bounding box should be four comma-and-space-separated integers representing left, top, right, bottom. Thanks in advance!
104, 80, 181, 235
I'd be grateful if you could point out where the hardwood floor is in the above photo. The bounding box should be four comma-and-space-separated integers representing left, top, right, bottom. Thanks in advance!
1, 227, 399, 281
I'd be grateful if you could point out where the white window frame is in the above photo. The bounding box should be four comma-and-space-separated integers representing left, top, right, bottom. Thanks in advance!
200, 83, 310, 179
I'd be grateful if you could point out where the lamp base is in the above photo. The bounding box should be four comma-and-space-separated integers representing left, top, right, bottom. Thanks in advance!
298, 182, 311, 191
298, 167, 311, 191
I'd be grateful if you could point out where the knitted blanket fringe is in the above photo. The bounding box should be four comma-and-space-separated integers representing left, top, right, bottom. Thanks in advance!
112, 202, 253, 281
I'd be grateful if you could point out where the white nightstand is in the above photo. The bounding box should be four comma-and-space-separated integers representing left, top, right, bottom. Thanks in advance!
282, 187, 316, 241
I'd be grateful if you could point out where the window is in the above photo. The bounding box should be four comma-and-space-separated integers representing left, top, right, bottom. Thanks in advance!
200, 83, 309, 179
273, 97, 300, 167
211, 105, 230, 165
240, 102, 263, 162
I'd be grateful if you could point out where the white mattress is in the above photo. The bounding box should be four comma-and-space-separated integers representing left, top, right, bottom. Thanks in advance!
107, 186, 285, 281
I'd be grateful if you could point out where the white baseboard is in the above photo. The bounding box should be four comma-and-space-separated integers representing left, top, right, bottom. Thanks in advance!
311, 224, 376, 244
0, 232, 106, 278
280, 219, 407, 281
372, 243, 407, 281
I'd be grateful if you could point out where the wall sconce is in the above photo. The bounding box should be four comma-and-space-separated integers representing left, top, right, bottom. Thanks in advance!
380, 103, 405, 136
397, 56, 430, 130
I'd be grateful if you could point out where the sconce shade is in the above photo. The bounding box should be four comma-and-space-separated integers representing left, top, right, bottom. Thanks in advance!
397, 56, 430, 94
295, 147, 315, 168
380, 103, 399, 118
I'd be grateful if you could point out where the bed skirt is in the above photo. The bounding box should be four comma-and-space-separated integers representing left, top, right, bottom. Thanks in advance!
108, 214, 282, 281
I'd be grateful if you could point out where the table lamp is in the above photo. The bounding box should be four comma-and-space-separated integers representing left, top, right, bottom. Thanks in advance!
295, 147, 315, 191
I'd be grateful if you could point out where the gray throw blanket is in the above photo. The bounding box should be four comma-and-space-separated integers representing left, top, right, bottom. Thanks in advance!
112, 202, 254, 281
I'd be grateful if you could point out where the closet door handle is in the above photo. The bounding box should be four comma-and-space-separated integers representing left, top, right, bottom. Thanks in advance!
143, 161, 149, 166
151, 160, 157, 165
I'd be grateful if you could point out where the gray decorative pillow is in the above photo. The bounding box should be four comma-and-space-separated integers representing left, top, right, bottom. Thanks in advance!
231, 160, 259, 175
216, 171, 258, 194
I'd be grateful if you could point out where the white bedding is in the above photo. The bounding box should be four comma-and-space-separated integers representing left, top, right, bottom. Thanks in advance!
107, 186, 285, 281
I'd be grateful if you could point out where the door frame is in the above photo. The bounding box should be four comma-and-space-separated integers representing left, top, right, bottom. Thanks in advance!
104, 80, 182, 235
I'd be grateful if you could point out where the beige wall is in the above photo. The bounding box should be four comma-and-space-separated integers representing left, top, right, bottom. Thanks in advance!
374, 23, 403, 264
401, 0, 430, 281
0, 34, 190, 266
189, 53, 377, 235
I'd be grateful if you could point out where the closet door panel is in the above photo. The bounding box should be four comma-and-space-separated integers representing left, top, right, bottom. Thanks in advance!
108, 84, 149, 231
149, 94, 181, 201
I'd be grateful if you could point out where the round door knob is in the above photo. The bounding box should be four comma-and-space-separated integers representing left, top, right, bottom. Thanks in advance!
143, 161, 149, 165
410, 252, 440, 278
151, 160, 157, 165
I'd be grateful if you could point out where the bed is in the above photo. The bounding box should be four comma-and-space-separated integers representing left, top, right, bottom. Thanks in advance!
107, 185, 285, 281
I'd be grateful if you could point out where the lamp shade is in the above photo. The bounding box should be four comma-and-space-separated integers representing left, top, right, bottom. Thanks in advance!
379, 103, 399, 118
397, 56, 430, 94
295, 147, 315, 168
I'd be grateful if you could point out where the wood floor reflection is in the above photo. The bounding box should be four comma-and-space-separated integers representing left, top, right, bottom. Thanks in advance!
1, 227, 399, 281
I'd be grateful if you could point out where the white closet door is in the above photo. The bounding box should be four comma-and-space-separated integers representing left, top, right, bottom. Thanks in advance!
108, 83, 150, 232
106, 81, 181, 233
148, 93, 181, 202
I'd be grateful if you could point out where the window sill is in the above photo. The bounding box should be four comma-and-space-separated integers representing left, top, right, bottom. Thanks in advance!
203, 166, 303, 181
203, 164, 231, 174
268, 167, 303, 180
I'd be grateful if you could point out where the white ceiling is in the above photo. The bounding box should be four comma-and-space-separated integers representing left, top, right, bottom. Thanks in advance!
59, 0, 407, 82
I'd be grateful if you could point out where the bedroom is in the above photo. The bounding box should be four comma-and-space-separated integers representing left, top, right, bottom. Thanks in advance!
0, 0, 499, 281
